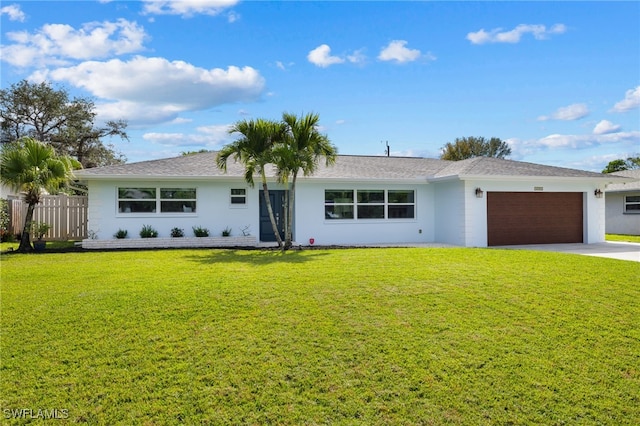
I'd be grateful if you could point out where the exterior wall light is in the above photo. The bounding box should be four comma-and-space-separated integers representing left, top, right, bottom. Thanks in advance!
594, 189, 603, 198
475, 187, 484, 198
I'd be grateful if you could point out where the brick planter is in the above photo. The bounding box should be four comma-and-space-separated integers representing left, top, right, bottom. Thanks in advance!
82, 236, 258, 250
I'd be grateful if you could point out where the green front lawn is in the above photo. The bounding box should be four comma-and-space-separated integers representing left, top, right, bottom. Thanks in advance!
1, 248, 638, 424
606, 234, 640, 243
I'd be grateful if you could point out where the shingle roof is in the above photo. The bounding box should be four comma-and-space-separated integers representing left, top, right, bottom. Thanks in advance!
606, 170, 640, 192
431, 156, 612, 179
75, 152, 450, 181
75, 151, 629, 183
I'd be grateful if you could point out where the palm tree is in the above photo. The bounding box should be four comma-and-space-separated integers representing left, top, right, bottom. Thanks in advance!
277, 112, 337, 249
216, 119, 287, 249
0, 138, 81, 252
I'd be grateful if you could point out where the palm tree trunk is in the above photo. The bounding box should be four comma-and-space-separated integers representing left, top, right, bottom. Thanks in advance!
261, 173, 283, 249
284, 173, 297, 250
18, 203, 35, 252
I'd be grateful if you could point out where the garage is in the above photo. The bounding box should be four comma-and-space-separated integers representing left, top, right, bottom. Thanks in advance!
487, 192, 584, 246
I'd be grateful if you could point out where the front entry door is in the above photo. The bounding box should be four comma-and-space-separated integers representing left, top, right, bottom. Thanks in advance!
259, 190, 286, 242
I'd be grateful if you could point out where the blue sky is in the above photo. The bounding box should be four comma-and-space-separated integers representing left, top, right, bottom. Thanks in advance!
1, 1, 638, 171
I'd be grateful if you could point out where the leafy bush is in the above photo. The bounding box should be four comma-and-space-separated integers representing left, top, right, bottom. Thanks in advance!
0, 199, 10, 242
222, 226, 232, 237
139, 225, 158, 238
192, 226, 209, 237
171, 227, 184, 238
114, 229, 128, 239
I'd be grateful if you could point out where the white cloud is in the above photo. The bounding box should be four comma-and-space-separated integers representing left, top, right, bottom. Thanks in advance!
537, 103, 589, 121
141, 0, 239, 17
143, 124, 232, 148
226, 11, 240, 23
378, 40, 422, 63
467, 23, 566, 44
536, 131, 639, 149
507, 131, 639, 162
1, 19, 148, 67
572, 153, 631, 172
307, 44, 345, 68
1, 4, 25, 21
593, 120, 621, 135
274, 60, 294, 71
346, 49, 367, 65
35, 56, 265, 125
611, 86, 640, 112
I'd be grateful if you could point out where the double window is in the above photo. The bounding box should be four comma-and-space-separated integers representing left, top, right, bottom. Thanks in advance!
625, 195, 640, 213
118, 187, 196, 214
325, 189, 415, 220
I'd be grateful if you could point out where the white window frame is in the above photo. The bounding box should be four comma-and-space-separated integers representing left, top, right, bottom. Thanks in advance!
230, 188, 248, 208
117, 187, 197, 215
324, 189, 416, 221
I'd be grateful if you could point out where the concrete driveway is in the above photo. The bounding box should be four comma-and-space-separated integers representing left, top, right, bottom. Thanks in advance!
493, 241, 640, 262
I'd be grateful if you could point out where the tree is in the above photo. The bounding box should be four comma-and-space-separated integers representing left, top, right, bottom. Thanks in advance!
440, 136, 511, 161
0, 80, 128, 168
0, 138, 81, 252
602, 155, 640, 173
276, 112, 337, 250
216, 118, 287, 249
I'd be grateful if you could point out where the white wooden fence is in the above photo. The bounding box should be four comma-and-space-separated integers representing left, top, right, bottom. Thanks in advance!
8, 195, 88, 241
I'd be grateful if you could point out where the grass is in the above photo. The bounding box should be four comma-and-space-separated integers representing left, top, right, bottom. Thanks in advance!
606, 233, 640, 243
0, 240, 77, 253
1, 248, 639, 424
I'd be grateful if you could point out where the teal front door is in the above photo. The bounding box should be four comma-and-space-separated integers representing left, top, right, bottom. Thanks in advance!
259, 190, 286, 242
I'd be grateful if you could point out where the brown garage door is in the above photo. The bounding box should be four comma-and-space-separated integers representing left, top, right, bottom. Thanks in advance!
487, 192, 583, 246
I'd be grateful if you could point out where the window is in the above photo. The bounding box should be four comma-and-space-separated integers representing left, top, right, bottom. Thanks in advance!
388, 190, 415, 218
118, 188, 156, 213
357, 190, 385, 219
160, 188, 197, 213
324, 189, 415, 220
325, 190, 354, 219
625, 195, 640, 213
118, 187, 196, 214
231, 188, 247, 205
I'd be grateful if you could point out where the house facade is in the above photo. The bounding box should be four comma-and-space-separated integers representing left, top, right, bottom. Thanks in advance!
75, 152, 632, 248
605, 169, 640, 236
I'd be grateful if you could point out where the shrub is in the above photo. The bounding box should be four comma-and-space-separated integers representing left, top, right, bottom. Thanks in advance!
139, 225, 158, 238
192, 226, 209, 237
222, 226, 232, 237
0, 199, 10, 242
114, 229, 128, 239
171, 227, 184, 238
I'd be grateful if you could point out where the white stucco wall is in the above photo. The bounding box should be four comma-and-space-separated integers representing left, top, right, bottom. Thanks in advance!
293, 181, 434, 246
456, 178, 606, 247
605, 192, 640, 235
433, 180, 466, 246
86, 180, 261, 240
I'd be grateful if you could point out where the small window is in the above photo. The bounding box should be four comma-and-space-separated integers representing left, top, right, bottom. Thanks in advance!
625, 195, 640, 213
231, 188, 247, 205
